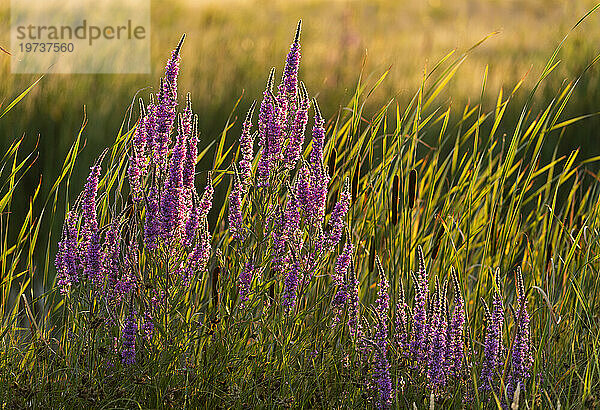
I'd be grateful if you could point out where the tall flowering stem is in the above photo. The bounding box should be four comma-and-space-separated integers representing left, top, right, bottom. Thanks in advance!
55, 209, 80, 293
372, 257, 392, 410
507, 267, 533, 400
228, 169, 246, 241
332, 235, 353, 323
121, 309, 137, 365
256, 69, 277, 187
427, 278, 448, 394
239, 101, 257, 193
82, 163, 102, 289
480, 268, 504, 393
410, 246, 428, 369
307, 100, 329, 226
326, 177, 350, 249
283, 83, 309, 170
447, 268, 466, 379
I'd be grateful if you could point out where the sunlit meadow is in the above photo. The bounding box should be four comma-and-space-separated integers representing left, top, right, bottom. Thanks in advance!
2, 3, 600, 409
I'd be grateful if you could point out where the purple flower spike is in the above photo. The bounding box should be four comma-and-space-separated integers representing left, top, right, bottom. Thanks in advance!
198, 172, 214, 220
296, 163, 311, 215
334, 237, 353, 287
447, 268, 466, 379
507, 267, 533, 400
284, 184, 301, 241
283, 83, 309, 170
81, 164, 100, 242
144, 185, 160, 251
281, 20, 302, 101
164, 34, 185, 95
373, 256, 392, 410
238, 260, 255, 307
181, 223, 211, 286
154, 78, 178, 172
307, 100, 330, 225
410, 246, 428, 369
102, 217, 121, 298
309, 99, 326, 169
56, 210, 80, 293
394, 272, 409, 359
228, 172, 246, 241
160, 117, 186, 239
121, 310, 137, 365
239, 101, 257, 192
427, 278, 448, 394
282, 251, 301, 313
81, 164, 102, 288
480, 268, 504, 394
347, 256, 361, 341
185, 200, 200, 247
183, 101, 199, 191
331, 234, 353, 323
256, 69, 277, 187
326, 177, 351, 249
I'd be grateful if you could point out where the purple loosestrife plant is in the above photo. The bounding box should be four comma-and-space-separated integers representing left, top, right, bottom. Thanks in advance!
82, 163, 102, 290
144, 185, 160, 251
427, 279, 448, 394
394, 271, 410, 361
256, 69, 277, 187
228, 171, 246, 241
307, 100, 330, 226
282, 250, 301, 313
480, 268, 505, 394
102, 216, 121, 299
153, 35, 184, 173
238, 260, 255, 307
347, 254, 361, 341
332, 235, 353, 323
121, 310, 137, 365
325, 177, 350, 250
198, 172, 214, 220
160, 117, 186, 240
446, 268, 466, 380
507, 267, 533, 400
57, 36, 218, 374
181, 221, 211, 286
410, 246, 428, 370
281, 20, 302, 102
56, 209, 80, 294
283, 83, 309, 170
238, 101, 257, 193
185, 200, 200, 248
372, 257, 392, 410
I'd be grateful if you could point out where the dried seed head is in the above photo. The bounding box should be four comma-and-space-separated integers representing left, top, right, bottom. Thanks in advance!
408, 169, 417, 208
391, 174, 399, 226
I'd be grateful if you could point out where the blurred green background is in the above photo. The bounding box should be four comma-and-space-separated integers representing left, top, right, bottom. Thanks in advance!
1, 0, 600, 232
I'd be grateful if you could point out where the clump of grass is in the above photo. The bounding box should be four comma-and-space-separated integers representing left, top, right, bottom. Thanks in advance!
2, 12, 600, 409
